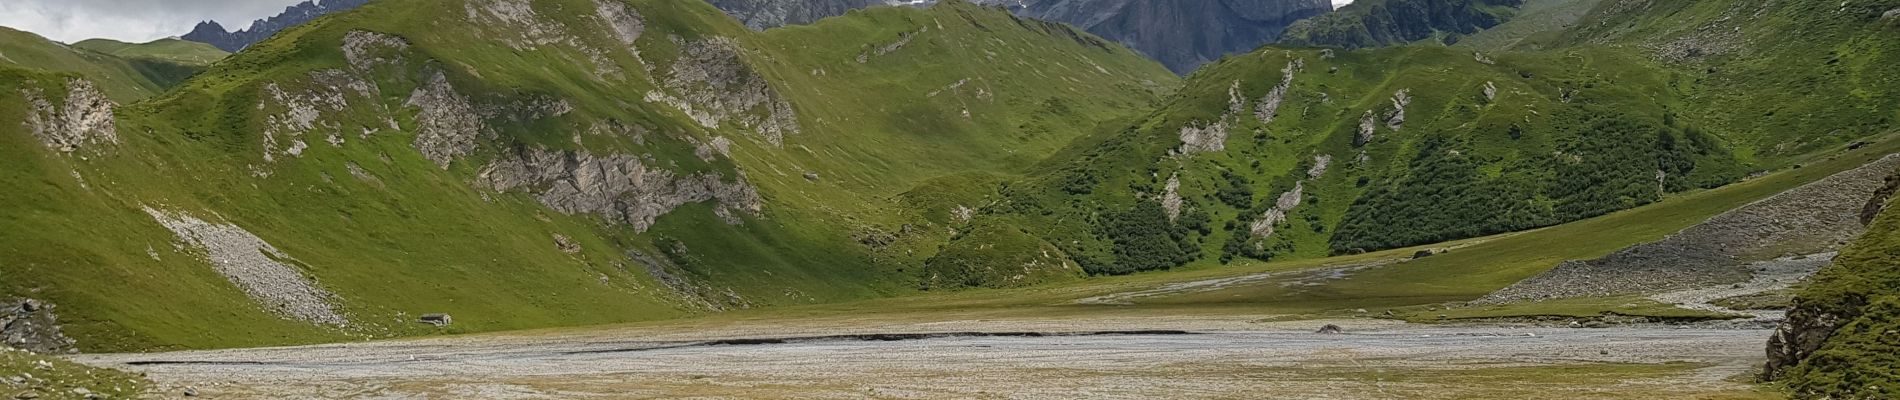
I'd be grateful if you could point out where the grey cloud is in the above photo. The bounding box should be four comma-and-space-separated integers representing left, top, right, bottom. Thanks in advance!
0, 0, 306, 43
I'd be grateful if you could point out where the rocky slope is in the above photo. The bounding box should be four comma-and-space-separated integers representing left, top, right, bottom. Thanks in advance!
181, 0, 372, 52
1766, 164, 1900, 399
1481, 154, 1900, 304
0, 0, 1174, 351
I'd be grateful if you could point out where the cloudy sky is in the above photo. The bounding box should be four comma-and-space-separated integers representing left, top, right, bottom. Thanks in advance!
1, 0, 1362, 44
0, 0, 309, 43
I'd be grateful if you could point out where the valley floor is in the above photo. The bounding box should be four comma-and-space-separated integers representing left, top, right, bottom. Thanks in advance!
77, 314, 1776, 399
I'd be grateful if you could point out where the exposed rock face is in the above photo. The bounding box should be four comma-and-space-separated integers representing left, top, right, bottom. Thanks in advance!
181, 0, 372, 52
647, 36, 801, 146
260, 70, 379, 161
1307, 154, 1332, 178
1161, 173, 1184, 222
144, 208, 350, 327
1353, 110, 1377, 147
1479, 154, 1900, 304
1250, 181, 1304, 238
1254, 58, 1303, 125
1482, 81, 1498, 102
1383, 89, 1411, 130
2, 299, 76, 354
341, 30, 410, 72
1176, 80, 1245, 155
480, 148, 763, 233
593, 0, 646, 48
405, 72, 489, 168
20, 79, 117, 153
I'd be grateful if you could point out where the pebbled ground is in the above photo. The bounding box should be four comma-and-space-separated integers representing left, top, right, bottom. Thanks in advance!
71, 316, 1772, 399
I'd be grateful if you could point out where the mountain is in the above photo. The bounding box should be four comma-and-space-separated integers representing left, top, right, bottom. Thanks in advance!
705, 0, 894, 30
998, 0, 1336, 73
704, 0, 1335, 74
1278, 0, 1524, 48
180, 0, 372, 52
0, 0, 1172, 351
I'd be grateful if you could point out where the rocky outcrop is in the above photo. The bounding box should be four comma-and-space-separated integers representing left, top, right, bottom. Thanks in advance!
260, 70, 379, 161
1307, 154, 1332, 178
1161, 173, 1184, 222
1383, 89, 1411, 130
593, 0, 646, 48
144, 208, 350, 327
20, 79, 117, 153
1254, 58, 1303, 125
181, 0, 371, 52
1482, 81, 1498, 102
341, 31, 410, 72
1176, 80, 1245, 155
480, 148, 763, 233
1249, 181, 1304, 238
2, 299, 76, 354
405, 72, 489, 168
1480, 154, 1900, 304
647, 36, 801, 146
1353, 110, 1377, 147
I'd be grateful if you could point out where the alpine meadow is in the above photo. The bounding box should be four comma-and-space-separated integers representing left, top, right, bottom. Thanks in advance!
1, 0, 1897, 398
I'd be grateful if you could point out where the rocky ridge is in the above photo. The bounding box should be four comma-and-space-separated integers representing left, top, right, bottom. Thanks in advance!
182, 0, 373, 52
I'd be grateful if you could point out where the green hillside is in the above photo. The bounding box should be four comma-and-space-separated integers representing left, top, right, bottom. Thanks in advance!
0, 0, 1174, 351
904, 0, 1900, 286
72, 38, 230, 66
0, 28, 207, 102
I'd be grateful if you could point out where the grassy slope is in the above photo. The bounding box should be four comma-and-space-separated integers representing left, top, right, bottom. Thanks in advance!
1540, 0, 1900, 162
0, 0, 1173, 351
72, 38, 230, 66
943, 41, 1746, 279
931, 0, 1900, 282
0, 28, 205, 102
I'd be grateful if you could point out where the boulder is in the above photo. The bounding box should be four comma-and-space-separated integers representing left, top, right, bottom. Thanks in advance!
1316, 324, 1343, 334
419, 313, 453, 327
1412, 250, 1436, 259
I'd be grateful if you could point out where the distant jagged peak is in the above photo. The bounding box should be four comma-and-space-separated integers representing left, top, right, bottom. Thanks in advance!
180, 0, 373, 52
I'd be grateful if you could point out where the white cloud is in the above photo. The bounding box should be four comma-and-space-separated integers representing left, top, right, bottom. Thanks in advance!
0, 0, 308, 43
1333, 0, 1354, 8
